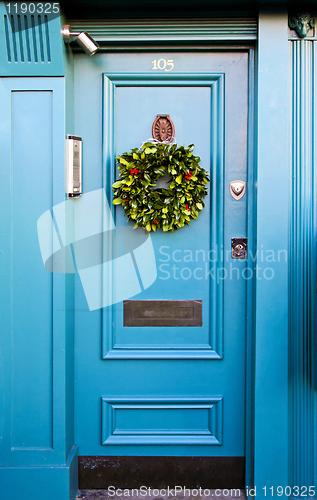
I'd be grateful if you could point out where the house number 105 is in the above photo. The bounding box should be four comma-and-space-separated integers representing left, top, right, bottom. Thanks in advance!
152, 59, 174, 71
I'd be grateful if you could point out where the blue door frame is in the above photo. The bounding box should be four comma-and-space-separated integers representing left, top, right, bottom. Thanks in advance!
254, 12, 289, 496
0, 5, 316, 500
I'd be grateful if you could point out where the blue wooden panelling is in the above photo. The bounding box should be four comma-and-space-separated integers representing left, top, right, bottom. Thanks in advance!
11, 90, 53, 449
68, 18, 257, 42
0, 3, 68, 76
254, 11, 289, 497
289, 39, 317, 495
102, 398, 223, 445
102, 74, 224, 360
0, 445, 78, 500
73, 51, 248, 458
0, 77, 75, 482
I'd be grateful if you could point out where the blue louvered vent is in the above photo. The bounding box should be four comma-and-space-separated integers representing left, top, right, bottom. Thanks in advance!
4, 14, 51, 63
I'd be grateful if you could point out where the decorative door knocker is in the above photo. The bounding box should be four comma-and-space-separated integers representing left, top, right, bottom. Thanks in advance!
152, 115, 175, 143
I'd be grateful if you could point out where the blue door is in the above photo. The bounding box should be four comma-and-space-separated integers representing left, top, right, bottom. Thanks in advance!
73, 50, 249, 468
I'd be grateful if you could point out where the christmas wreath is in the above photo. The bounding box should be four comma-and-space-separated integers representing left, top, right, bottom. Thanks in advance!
112, 142, 209, 232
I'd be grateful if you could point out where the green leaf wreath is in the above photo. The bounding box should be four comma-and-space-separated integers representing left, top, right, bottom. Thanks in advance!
112, 142, 209, 232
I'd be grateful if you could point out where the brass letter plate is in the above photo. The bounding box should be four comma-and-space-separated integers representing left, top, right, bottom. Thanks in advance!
123, 300, 202, 327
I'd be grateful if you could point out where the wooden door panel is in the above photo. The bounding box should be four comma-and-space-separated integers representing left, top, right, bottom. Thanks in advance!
74, 51, 248, 459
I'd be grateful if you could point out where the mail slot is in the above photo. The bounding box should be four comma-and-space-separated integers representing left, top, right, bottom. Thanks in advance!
123, 300, 202, 327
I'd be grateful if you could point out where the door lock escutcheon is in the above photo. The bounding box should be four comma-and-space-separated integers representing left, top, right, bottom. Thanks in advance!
231, 238, 247, 259
230, 180, 246, 200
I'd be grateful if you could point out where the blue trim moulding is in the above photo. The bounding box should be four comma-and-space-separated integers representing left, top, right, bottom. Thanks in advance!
253, 11, 289, 498
289, 39, 317, 495
101, 397, 223, 446
68, 18, 257, 44
102, 73, 224, 360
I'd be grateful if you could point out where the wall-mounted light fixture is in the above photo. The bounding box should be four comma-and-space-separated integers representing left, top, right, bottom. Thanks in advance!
62, 24, 99, 56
